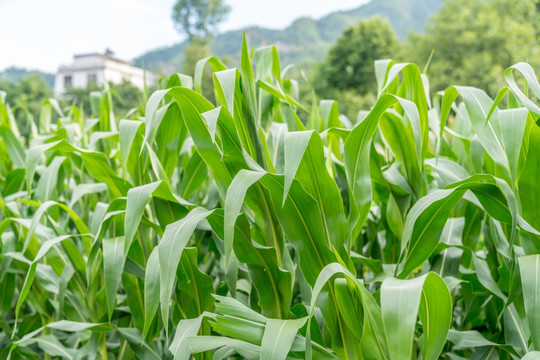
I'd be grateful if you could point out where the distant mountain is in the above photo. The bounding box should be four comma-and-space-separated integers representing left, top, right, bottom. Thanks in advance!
0, 67, 55, 88
135, 0, 442, 73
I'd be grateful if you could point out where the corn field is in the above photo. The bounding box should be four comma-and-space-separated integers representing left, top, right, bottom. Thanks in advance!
1, 37, 540, 359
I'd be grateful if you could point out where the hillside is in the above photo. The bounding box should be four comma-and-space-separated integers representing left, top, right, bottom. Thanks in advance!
135, 0, 442, 73
0, 67, 54, 88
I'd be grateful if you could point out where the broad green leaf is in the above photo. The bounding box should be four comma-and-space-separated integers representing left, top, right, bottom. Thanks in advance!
283, 131, 347, 252
224, 170, 265, 268
503, 303, 530, 356
398, 174, 527, 278
116, 327, 162, 360
208, 210, 292, 319
344, 94, 421, 244
0, 126, 25, 167
518, 118, 540, 233
193, 55, 227, 94
187, 336, 261, 359
447, 330, 497, 347
158, 207, 213, 331
176, 247, 215, 318
69, 183, 107, 208
519, 255, 540, 350
180, 150, 207, 198
14, 234, 91, 332
124, 181, 161, 252
169, 312, 216, 360
260, 317, 307, 360
381, 272, 451, 360
522, 352, 540, 360
505, 62, 540, 115
103, 237, 125, 320
143, 247, 160, 339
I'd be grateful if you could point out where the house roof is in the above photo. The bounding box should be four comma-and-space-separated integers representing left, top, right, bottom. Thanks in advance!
57, 49, 139, 72
73, 52, 134, 66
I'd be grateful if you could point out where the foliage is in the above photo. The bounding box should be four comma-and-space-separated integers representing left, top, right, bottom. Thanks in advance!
63, 80, 146, 118
316, 18, 401, 95
170, 0, 227, 101
1, 36, 540, 360
406, 0, 540, 94
171, 0, 231, 41
183, 39, 212, 74
0, 74, 52, 136
313, 18, 400, 120
0, 67, 54, 88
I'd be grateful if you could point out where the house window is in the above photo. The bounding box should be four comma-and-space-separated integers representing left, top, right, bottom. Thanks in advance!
87, 73, 97, 84
64, 75, 72, 88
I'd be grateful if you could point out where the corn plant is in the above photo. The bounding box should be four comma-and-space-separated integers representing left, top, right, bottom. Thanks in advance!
1, 36, 540, 359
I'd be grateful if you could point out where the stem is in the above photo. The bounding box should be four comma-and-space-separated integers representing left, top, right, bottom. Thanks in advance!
100, 334, 109, 360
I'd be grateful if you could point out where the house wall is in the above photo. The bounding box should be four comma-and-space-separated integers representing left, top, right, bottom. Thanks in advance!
54, 69, 106, 95
54, 54, 154, 96
103, 60, 150, 90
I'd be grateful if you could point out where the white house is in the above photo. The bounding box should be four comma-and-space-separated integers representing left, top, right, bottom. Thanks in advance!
54, 49, 154, 96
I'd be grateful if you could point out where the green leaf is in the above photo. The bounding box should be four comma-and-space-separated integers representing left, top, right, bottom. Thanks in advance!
283, 131, 347, 252
381, 272, 451, 360
518, 118, 540, 233
224, 170, 264, 268
158, 207, 213, 331
103, 237, 125, 320
143, 248, 160, 339
344, 94, 420, 244
260, 317, 307, 360
522, 352, 540, 360
447, 329, 499, 348
398, 174, 528, 278
505, 62, 540, 115
0, 126, 25, 167
169, 312, 216, 360
124, 181, 161, 252
519, 255, 540, 350
180, 151, 207, 198
14, 234, 90, 333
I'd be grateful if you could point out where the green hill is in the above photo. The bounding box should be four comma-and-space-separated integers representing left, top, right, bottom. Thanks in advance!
0, 67, 55, 88
135, 0, 442, 73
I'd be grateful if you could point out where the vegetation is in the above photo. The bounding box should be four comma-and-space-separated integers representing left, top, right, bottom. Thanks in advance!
0, 75, 145, 133
0, 74, 53, 136
315, 17, 401, 119
314, 0, 540, 120
317, 18, 400, 95
406, 0, 540, 94
1, 35, 540, 360
0, 67, 54, 88
63, 80, 147, 119
172, 0, 231, 41
171, 0, 230, 94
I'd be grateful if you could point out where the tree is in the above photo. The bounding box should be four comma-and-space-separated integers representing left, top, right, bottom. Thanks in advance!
311, 17, 401, 120
406, 0, 540, 94
316, 17, 401, 96
182, 36, 212, 73
171, 0, 230, 90
171, 0, 230, 42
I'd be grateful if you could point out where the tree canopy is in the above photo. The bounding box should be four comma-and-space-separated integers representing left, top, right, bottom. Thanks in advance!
406, 0, 540, 94
316, 17, 401, 96
171, 0, 230, 41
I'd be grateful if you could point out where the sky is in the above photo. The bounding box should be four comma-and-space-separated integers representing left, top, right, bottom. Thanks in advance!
0, 0, 368, 73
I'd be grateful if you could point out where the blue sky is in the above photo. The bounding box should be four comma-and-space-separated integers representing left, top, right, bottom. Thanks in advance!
0, 0, 367, 72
